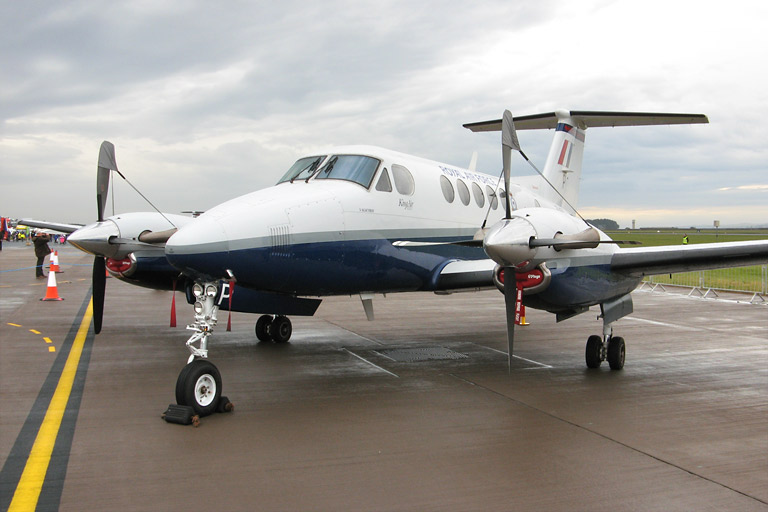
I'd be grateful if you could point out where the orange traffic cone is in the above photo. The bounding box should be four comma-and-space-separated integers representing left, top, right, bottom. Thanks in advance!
41, 269, 64, 301
50, 251, 61, 273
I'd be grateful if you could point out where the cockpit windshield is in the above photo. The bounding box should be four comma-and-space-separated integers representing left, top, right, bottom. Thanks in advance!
276, 156, 327, 184
313, 155, 381, 188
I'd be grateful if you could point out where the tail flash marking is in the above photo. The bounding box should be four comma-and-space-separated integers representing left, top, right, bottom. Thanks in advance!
558, 140, 571, 166
557, 140, 568, 165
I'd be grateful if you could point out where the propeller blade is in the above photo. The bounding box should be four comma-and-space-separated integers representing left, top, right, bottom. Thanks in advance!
503, 266, 516, 371
92, 256, 106, 334
527, 226, 641, 250
501, 110, 516, 219
97, 141, 116, 222
529, 238, 642, 249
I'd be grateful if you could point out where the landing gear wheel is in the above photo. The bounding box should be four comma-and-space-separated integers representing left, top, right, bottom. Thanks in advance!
270, 315, 292, 343
180, 359, 222, 416
585, 335, 603, 369
607, 336, 625, 370
255, 315, 274, 342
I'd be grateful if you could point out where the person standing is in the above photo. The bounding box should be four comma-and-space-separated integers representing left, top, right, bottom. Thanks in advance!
682, 234, 689, 245
0, 217, 6, 251
33, 232, 52, 278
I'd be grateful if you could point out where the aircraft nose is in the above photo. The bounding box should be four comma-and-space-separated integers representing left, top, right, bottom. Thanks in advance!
67, 221, 120, 258
165, 216, 230, 279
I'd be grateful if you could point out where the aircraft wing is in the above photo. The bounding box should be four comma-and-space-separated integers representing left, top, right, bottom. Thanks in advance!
611, 240, 768, 277
18, 219, 84, 234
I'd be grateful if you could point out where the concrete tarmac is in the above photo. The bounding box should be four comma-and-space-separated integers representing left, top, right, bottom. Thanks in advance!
1, 243, 767, 511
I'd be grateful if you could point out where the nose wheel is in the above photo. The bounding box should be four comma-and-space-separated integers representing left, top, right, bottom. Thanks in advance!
175, 359, 223, 416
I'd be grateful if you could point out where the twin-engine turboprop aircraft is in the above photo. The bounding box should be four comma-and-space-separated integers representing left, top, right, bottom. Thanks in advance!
42, 109, 768, 417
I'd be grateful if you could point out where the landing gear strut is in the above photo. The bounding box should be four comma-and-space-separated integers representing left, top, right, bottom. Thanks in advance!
255, 314, 293, 343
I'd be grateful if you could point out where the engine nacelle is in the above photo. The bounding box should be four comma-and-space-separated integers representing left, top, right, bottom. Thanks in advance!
104, 252, 185, 291
483, 208, 605, 270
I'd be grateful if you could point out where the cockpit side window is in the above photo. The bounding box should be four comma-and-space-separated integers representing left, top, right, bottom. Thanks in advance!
314, 155, 381, 188
375, 168, 393, 192
392, 164, 415, 196
277, 156, 326, 184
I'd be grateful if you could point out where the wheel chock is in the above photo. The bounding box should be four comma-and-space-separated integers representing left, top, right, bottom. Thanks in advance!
217, 396, 234, 414
162, 404, 200, 427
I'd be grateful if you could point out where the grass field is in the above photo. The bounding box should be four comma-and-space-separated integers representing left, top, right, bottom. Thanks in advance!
605, 229, 768, 293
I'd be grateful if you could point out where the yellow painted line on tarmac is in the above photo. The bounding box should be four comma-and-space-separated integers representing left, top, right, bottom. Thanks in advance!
29, 329, 40, 335
8, 322, 22, 327
8, 300, 93, 512
44, 337, 52, 344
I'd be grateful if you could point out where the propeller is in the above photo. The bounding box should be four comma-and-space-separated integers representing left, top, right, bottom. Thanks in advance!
499, 110, 520, 370
92, 141, 118, 334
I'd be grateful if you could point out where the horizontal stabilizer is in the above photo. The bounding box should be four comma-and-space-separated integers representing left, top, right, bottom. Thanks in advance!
464, 111, 709, 132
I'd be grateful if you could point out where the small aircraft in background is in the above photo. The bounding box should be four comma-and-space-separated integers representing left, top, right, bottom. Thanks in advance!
28, 109, 768, 417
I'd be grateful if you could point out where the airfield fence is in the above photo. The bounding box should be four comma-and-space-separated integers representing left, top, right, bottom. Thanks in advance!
641, 264, 768, 302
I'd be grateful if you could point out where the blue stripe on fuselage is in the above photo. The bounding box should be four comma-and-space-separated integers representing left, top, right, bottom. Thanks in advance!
168, 238, 487, 295
168, 238, 641, 311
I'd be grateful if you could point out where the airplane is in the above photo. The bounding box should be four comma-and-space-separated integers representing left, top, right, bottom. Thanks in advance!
32, 110, 768, 418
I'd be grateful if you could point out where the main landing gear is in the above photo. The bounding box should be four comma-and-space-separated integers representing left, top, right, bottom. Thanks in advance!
255, 315, 293, 343
585, 324, 625, 370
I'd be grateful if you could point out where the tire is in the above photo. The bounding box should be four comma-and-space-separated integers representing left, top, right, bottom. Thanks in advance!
255, 315, 273, 342
585, 335, 603, 369
175, 361, 195, 405
270, 316, 292, 343
607, 336, 626, 370
182, 359, 222, 416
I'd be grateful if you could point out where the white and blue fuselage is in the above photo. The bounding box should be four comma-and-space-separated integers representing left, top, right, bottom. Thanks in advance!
165, 145, 638, 314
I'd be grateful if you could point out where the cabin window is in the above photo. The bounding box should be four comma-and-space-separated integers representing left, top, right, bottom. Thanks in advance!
314, 155, 381, 188
457, 179, 470, 206
472, 182, 485, 208
277, 155, 326, 184
392, 164, 415, 196
486, 186, 498, 210
440, 175, 454, 203
375, 168, 393, 192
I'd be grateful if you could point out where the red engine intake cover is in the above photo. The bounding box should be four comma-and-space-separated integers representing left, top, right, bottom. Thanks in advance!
515, 269, 544, 289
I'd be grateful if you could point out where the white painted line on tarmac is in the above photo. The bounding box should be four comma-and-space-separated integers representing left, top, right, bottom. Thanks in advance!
483, 346, 553, 369
624, 316, 702, 331
341, 348, 399, 378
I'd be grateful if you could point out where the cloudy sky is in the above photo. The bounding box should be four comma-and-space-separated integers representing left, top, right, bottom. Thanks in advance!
2, 0, 767, 228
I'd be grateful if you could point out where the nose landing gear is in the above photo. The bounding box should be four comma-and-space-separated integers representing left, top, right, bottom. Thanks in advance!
171, 281, 230, 419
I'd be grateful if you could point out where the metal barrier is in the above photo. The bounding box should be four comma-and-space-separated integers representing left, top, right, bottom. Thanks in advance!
641, 264, 767, 303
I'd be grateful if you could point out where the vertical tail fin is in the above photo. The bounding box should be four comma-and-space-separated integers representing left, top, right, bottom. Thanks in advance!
540, 111, 586, 208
